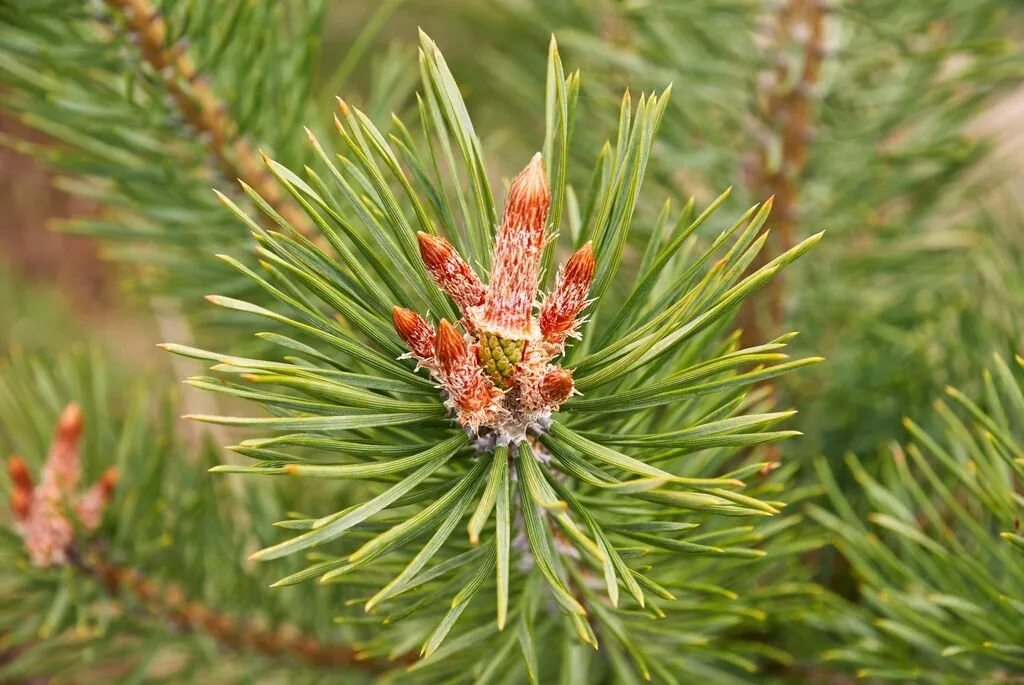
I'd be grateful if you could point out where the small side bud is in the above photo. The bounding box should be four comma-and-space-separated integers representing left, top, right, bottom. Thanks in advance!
10, 488, 31, 521
417, 232, 485, 313
540, 241, 596, 345
393, 307, 435, 359
434, 319, 468, 373
563, 242, 596, 286
537, 368, 575, 405
434, 320, 501, 431
98, 467, 119, 498
519, 365, 575, 414
76, 467, 119, 532
7, 455, 33, 491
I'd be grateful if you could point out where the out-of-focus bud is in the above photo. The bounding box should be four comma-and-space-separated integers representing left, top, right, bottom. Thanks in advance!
7, 455, 34, 522
57, 403, 83, 442
10, 488, 32, 522
76, 467, 120, 531
7, 455, 33, 491
98, 467, 119, 498
49, 403, 84, 493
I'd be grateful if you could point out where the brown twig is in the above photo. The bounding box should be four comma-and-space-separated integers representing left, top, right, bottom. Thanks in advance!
102, 0, 310, 234
739, 0, 828, 347
101, 0, 311, 552
71, 544, 413, 671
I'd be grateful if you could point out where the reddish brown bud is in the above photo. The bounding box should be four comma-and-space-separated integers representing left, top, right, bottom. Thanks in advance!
76, 466, 120, 531
99, 467, 119, 498
7, 455, 33, 491
480, 154, 550, 337
417, 232, 485, 312
10, 487, 31, 521
432, 320, 501, 429
434, 319, 468, 373
502, 153, 549, 242
537, 368, 574, 405
564, 242, 596, 286
186, 601, 212, 625
57, 403, 83, 440
47, 403, 84, 494
540, 241, 596, 345
393, 306, 435, 359
417, 231, 452, 266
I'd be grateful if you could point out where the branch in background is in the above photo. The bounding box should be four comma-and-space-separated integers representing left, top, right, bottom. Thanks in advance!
103, 0, 310, 234
100, 0, 311, 505
5, 404, 407, 674
74, 546, 407, 671
739, 0, 827, 347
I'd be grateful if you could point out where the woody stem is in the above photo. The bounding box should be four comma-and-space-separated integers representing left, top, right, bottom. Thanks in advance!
739, 0, 827, 347
68, 542, 412, 671
102, 0, 311, 235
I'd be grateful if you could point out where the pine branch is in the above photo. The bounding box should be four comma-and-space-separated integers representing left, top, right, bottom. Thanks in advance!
167, 33, 824, 679
70, 543, 405, 671
1, 0, 391, 313
0, 350, 397, 681
808, 353, 1024, 681
102, 0, 311, 235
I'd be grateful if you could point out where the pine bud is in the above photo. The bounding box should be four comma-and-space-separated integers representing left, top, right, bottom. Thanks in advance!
48, 402, 84, 494
540, 241, 596, 345
417, 232, 485, 313
433, 319, 501, 428
393, 306, 435, 359
537, 368, 574, 405
10, 487, 31, 521
57, 403, 83, 442
99, 467, 119, 497
7, 455, 33, 491
480, 153, 550, 337
502, 153, 549, 245
76, 467, 119, 532
434, 319, 468, 373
